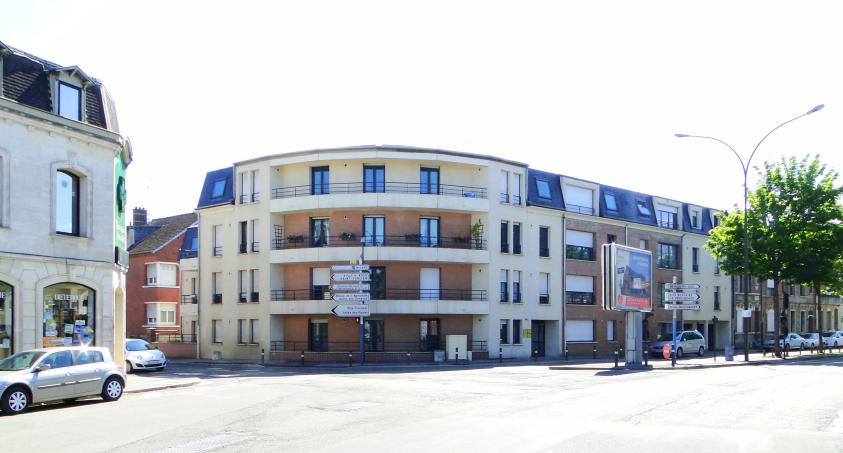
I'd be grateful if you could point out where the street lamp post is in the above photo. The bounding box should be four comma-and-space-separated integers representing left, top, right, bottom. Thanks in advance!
675, 104, 824, 362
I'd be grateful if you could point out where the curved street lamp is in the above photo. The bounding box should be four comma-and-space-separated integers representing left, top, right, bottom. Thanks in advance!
675, 104, 824, 362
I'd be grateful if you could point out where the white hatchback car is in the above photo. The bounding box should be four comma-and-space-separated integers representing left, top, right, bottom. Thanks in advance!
766, 333, 808, 350
799, 333, 821, 349
822, 331, 843, 348
649, 330, 706, 358
124, 339, 167, 373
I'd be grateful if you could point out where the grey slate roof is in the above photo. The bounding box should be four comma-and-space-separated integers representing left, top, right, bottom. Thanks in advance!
128, 213, 197, 255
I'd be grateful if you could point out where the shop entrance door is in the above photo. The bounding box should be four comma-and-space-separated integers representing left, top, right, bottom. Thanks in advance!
531, 320, 546, 357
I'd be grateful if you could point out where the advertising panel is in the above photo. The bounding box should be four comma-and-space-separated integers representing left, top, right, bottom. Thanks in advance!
604, 244, 652, 312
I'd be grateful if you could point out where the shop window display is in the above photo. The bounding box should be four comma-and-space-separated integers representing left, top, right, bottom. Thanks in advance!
42, 283, 95, 348
0, 281, 12, 359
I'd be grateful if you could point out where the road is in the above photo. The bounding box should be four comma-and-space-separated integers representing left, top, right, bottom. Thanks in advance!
3, 358, 843, 452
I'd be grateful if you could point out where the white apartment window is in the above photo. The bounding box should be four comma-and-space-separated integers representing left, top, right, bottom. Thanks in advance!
539, 273, 550, 304
566, 320, 595, 342
146, 304, 157, 325
58, 82, 81, 121
499, 270, 509, 303
500, 319, 510, 344
604, 192, 619, 212
250, 269, 260, 302
636, 200, 651, 216
639, 239, 648, 250
566, 275, 595, 305
212, 272, 222, 304
690, 209, 701, 229
251, 170, 260, 202
657, 206, 678, 229
512, 319, 522, 344
146, 263, 177, 287
238, 319, 248, 344
212, 320, 222, 343
213, 225, 223, 256
535, 179, 552, 199
250, 319, 259, 344
512, 271, 521, 303
251, 219, 260, 252
564, 185, 594, 215
239, 171, 248, 203
147, 303, 175, 325
238, 270, 248, 303
499, 170, 509, 203
56, 169, 81, 236
607, 320, 616, 341
566, 229, 594, 261
512, 173, 522, 204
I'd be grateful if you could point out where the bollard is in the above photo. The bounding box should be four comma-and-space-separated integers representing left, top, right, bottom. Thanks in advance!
407, 352, 411, 365
592, 344, 597, 359
261, 348, 265, 365
671, 347, 676, 368
533, 349, 538, 362
300, 351, 305, 367
564, 347, 569, 361
348, 351, 353, 367
713, 347, 716, 362
613, 347, 619, 368
499, 347, 503, 364
643, 350, 649, 367
455, 347, 459, 365
799, 346, 802, 356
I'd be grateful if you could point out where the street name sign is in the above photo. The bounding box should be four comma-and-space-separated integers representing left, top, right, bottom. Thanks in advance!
331, 304, 371, 317
332, 292, 371, 302
331, 283, 370, 291
665, 283, 701, 291
331, 272, 371, 282
664, 292, 701, 302
665, 303, 700, 310
331, 264, 370, 272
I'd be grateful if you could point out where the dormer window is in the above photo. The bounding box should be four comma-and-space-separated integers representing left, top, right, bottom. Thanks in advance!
58, 82, 81, 121
636, 200, 650, 216
604, 193, 618, 212
211, 178, 227, 199
536, 179, 552, 200
657, 209, 677, 229
690, 209, 701, 229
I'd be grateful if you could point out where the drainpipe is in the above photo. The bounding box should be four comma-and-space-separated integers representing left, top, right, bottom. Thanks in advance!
561, 214, 567, 357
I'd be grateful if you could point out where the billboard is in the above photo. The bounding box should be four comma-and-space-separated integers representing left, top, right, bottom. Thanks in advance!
602, 243, 652, 312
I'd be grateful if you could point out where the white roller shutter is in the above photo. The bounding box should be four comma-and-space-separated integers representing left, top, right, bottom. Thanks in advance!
312, 268, 330, 286
566, 320, 594, 342
566, 275, 593, 293
767, 310, 775, 332
420, 268, 440, 300
564, 186, 593, 210
566, 230, 593, 248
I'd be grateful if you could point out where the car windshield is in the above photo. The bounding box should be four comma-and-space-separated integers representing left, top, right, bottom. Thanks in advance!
823, 332, 835, 337
800, 333, 814, 338
657, 333, 674, 341
126, 340, 154, 351
0, 351, 46, 371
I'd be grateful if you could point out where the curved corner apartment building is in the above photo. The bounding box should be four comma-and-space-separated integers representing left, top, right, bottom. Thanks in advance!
195, 146, 560, 361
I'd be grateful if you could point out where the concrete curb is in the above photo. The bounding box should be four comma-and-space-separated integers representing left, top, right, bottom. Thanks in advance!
125, 379, 200, 394
549, 352, 843, 371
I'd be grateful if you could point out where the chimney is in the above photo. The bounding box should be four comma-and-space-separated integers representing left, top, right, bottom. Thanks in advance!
133, 207, 148, 226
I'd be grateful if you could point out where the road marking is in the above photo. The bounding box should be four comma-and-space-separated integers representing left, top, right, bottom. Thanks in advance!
826, 410, 843, 434
154, 432, 254, 453
313, 401, 382, 412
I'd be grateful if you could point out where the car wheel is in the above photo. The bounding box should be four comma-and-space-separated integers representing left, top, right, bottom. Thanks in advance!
1, 386, 30, 415
698, 346, 705, 357
125, 360, 134, 374
676, 347, 684, 358
801, 343, 805, 349
101, 377, 124, 402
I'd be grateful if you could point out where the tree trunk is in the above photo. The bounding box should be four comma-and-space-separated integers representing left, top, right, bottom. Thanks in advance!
773, 279, 781, 358
815, 285, 823, 354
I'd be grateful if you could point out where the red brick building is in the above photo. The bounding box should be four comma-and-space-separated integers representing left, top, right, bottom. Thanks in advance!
126, 210, 196, 340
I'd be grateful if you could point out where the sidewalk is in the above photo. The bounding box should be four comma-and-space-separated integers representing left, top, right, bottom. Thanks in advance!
124, 374, 201, 394
549, 349, 843, 371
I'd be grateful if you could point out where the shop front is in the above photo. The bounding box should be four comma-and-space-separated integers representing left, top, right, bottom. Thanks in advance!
0, 281, 12, 359
42, 283, 96, 348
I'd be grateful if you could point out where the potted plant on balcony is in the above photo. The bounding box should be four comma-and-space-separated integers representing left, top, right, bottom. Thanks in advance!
470, 220, 483, 249
286, 234, 304, 244
340, 232, 357, 242
404, 233, 421, 244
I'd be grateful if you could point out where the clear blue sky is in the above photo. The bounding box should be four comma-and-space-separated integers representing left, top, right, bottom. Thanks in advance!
3, 1, 841, 218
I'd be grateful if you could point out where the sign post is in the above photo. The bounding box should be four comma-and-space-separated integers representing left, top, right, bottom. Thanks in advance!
331, 263, 370, 365
664, 278, 701, 367
602, 243, 653, 370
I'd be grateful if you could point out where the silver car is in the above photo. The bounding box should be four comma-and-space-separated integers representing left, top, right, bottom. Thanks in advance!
0, 346, 126, 415
649, 330, 706, 358
125, 339, 167, 373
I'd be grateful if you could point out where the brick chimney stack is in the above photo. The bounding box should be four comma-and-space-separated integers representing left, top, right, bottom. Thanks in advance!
132, 207, 148, 226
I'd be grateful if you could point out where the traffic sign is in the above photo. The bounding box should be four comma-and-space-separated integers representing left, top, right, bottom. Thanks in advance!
665, 283, 701, 291
332, 292, 371, 302
664, 292, 701, 302
331, 283, 370, 291
331, 304, 371, 317
665, 303, 700, 310
331, 264, 370, 272
331, 272, 371, 282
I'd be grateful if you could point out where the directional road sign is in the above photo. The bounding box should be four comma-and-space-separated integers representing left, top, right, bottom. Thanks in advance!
331, 272, 371, 282
332, 292, 371, 302
664, 291, 701, 302
331, 304, 371, 317
665, 303, 700, 311
331, 283, 370, 291
665, 283, 701, 291
331, 264, 370, 272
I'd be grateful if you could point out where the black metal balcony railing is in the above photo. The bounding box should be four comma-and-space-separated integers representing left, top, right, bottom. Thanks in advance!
180, 250, 198, 259
251, 192, 260, 203
272, 234, 486, 250
180, 294, 198, 304
153, 333, 196, 343
692, 264, 700, 273
566, 204, 594, 215
539, 247, 550, 258
238, 292, 248, 303
213, 246, 223, 256
500, 242, 509, 253
251, 241, 260, 253
513, 243, 522, 255
239, 243, 248, 254
566, 245, 595, 261
539, 294, 550, 305
566, 292, 595, 305
271, 182, 488, 199
499, 193, 509, 203
270, 340, 488, 353
512, 291, 522, 303
271, 288, 487, 302
250, 291, 259, 303
511, 194, 522, 205
212, 293, 222, 304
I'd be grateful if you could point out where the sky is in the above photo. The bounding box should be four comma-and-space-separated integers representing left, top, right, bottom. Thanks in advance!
2, 1, 841, 219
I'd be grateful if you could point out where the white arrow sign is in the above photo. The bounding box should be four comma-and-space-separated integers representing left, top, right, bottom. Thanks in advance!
665, 303, 701, 310
332, 292, 371, 302
332, 272, 371, 282
331, 264, 370, 271
665, 283, 701, 290
331, 304, 371, 317
665, 292, 701, 302
331, 283, 370, 291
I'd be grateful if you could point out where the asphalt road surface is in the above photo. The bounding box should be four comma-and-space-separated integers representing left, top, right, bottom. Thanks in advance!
3, 358, 843, 453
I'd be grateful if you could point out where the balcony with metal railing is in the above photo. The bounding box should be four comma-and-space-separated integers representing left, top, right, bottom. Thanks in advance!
270, 287, 489, 316
269, 181, 489, 213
